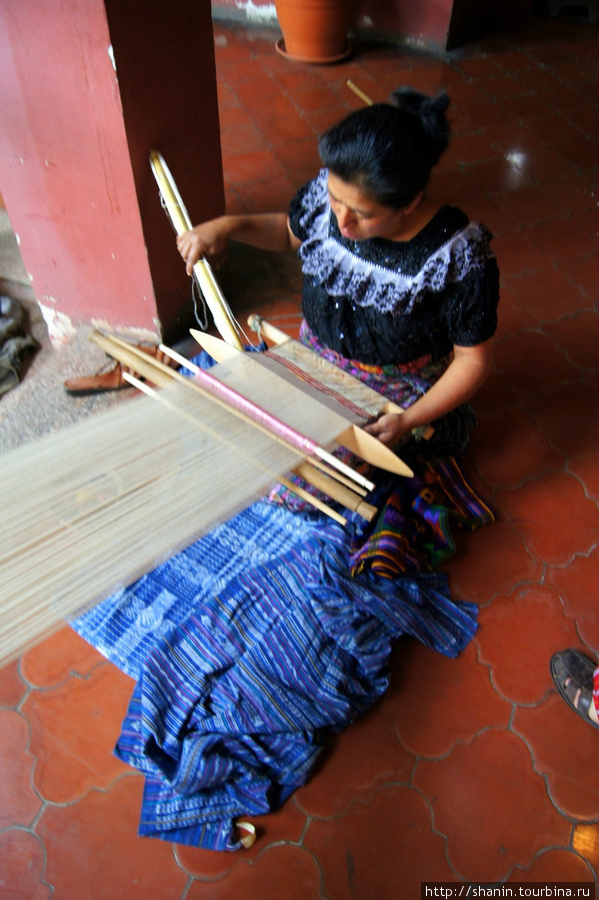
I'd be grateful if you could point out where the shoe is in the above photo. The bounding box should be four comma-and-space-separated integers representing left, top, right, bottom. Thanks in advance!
550, 648, 599, 730
0, 296, 25, 343
63, 343, 178, 396
0, 334, 39, 396
63, 359, 130, 395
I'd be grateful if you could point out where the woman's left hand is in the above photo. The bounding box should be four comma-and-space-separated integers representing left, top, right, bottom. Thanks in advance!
364, 339, 495, 449
364, 412, 410, 448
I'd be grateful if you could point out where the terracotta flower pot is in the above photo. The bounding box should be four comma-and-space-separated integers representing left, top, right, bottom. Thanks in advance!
275, 0, 357, 63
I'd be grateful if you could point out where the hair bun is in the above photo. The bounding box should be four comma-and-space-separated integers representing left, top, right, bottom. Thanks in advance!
318, 86, 452, 208
390, 87, 450, 117
390, 88, 450, 165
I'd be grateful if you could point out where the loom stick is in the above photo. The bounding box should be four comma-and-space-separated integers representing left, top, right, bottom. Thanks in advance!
190, 329, 413, 479
90, 331, 375, 492
347, 79, 374, 106
149, 336, 377, 492
186, 354, 376, 490
293, 462, 377, 521
291, 454, 368, 497
163, 340, 370, 500
277, 477, 346, 525
149, 150, 244, 350
123, 371, 351, 525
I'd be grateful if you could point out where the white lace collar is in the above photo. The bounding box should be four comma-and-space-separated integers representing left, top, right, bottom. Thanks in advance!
297, 170, 494, 316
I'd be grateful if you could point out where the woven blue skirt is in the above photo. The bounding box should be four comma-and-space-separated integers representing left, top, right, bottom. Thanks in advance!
74, 500, 478, 851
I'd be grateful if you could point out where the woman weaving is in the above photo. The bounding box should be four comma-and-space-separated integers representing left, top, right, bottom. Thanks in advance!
177, 87, 500, 569
108, 88, 499, 852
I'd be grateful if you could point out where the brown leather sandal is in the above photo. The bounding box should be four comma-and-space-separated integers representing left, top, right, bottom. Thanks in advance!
63, 358, 130, 395
63, 343, 178, 395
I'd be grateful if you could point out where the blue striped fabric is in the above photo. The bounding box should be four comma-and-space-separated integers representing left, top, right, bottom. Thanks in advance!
72, 500, 316, 680
111, 510, 478, 850
72, 350, 482, 850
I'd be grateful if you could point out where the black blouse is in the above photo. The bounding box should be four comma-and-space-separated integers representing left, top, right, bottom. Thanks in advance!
289, 170, 500, 366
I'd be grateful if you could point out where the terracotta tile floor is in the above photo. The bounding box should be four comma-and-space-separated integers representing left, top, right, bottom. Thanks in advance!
2, 13, 599, 899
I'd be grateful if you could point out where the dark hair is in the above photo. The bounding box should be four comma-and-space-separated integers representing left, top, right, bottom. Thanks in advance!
317, 87, 451, 209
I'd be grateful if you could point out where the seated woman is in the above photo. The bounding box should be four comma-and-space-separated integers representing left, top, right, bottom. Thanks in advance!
177, 87, 500, 572
108, 89, 502, 852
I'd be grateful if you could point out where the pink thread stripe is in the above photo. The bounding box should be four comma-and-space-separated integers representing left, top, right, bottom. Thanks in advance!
192, 367, 318, 456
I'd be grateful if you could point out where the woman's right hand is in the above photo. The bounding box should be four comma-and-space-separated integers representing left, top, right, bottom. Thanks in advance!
177, 212, 297, 276
176, 217, 231, 276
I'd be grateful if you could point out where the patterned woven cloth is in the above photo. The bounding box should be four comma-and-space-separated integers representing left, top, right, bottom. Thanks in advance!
349, 456, 494, 578
108, 506, 478, 850
75, 500, 479, 850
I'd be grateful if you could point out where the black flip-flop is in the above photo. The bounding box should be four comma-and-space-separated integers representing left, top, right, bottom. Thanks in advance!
550, 649, 599, 731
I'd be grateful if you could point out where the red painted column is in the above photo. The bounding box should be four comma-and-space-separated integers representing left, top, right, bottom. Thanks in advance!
0, 0, 224, 344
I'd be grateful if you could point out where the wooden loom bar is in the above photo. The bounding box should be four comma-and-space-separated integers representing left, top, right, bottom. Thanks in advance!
91, 331, 376, 503
149, 150, 244, 350
97, 332, 374, 492
294, 462, 377, 521
123, 372, 351, 525
159, 344, 373, 506
189, 329, 413, 479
